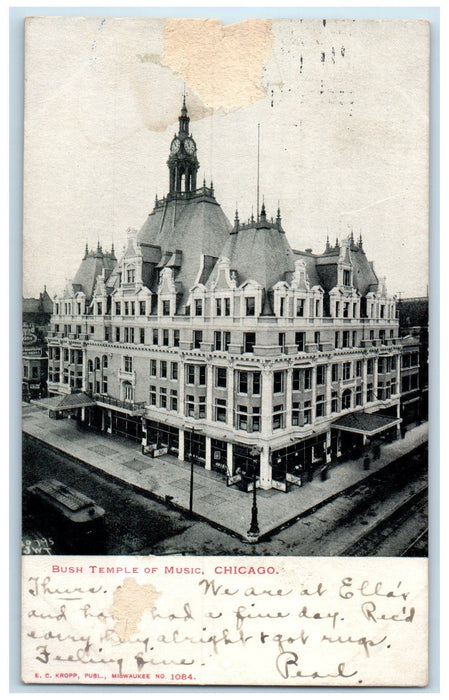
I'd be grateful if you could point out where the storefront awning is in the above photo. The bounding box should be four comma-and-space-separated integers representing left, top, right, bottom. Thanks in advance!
31, 392, 96, 412
332, 411, 401, 436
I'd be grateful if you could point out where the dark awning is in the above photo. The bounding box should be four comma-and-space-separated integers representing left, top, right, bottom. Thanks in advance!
332, 411, 401, 436
31, 392, 96, 412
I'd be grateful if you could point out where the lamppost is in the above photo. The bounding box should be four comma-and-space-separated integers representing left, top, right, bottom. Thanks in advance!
188, 426, 203, 513
247, 446, 261, 542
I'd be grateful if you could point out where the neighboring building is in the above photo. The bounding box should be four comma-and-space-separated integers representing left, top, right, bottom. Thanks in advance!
22, 288, 53, 400
47, 98, 403, 491
398, 297, 429, 424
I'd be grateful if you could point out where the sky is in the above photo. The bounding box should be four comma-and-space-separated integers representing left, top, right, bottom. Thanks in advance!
22, 16, 429, 299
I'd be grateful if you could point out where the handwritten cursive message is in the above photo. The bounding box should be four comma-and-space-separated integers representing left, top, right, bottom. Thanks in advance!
22, 556, 427, 686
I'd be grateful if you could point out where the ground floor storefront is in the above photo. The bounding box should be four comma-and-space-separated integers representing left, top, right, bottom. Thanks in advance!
48, 400, 402, 492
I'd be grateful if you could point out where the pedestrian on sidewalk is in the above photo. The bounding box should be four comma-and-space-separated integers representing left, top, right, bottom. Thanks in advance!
363, 454, 370, 471
372, 443, 381, 461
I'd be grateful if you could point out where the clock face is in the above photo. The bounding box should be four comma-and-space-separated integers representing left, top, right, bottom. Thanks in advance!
170, 138, 181, 154
184, 138, 195, 155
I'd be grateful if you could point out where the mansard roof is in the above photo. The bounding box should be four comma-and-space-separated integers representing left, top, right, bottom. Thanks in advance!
215, 217, 296, 291
71, 247, 116, 299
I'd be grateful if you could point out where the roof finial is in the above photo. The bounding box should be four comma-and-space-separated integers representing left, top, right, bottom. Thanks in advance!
260, 198, 266, 220
335, 237, 339, 248
210, 179, 214, 195
326, 235, 330, 252
84, 241, 89, 259
251, 206, 254, 224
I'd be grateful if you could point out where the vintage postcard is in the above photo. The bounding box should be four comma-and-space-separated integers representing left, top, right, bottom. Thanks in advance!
22, 16, 429, 686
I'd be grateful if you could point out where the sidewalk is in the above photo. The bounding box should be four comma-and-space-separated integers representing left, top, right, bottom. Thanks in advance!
22, 404, 428, 541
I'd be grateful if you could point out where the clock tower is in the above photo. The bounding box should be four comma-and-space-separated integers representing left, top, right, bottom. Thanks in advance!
167, 96, 199, 196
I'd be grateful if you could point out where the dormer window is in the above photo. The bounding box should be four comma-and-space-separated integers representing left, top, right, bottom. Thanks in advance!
97, 302, 102, 315
126, 268, 135, 284
246, 297, 255, 316
162, 300, 171, 316
343, 269, 351, 286
195, 299, 203, 316
296, 299, 305, 317
343, 302, 349, 318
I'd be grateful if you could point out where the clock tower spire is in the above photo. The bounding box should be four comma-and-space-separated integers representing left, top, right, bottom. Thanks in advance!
167, 96, 199, 196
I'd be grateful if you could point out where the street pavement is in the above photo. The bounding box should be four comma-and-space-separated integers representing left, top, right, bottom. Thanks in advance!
22, 404, 428, 541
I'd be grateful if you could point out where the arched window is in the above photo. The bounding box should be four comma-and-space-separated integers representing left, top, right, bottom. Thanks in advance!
123, 381, 133, 402
102, 355, 108, 369
88, 359, 93, 372
95, 357, 101, 370
342, 389, 352, 410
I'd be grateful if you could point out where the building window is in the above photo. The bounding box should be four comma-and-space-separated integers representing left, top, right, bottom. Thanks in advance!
171, 330, 179, 347
315, 300, 320, 317
186, 395, 195, 417
162, 300, 170, 316
214, 331, 222, 351
273, 371, 284, 394
343, 362, 351, 380
140, 328, 145, 344
171, 362, 178, 380
160, 361, 167, 378
355, 387, 362, 406
303, 400, 312, 424
332, 364, 339, 382
367, 358, 374, 374
97, 302, 102, 315
149, 385, 157, 406
126, 268, 135, 284
237, 405, 248, 431
102, 355, 108, 368
253, 372, 261, 395
342, 330, 350, 347
316, 394, 326, 417
343, 302, 349, 318
139, 301, 146, 315
150, 360, 157, 377
23, 365, 29, 378
199, 365, 206, 386
316, 365, 325, 385
199, 396, 206, 419
195, 299, 203, 316
115, 327, 120, 342
252, 406, 261, 432
331, 391, 339, 413
353, 302, 357, 318
292, 369, 300, 391
224, 298, 231, 316
153, 329, 158, 345
216, 299, 222, 316
162, 329, 169, 346
223, 332, 230, 352
295, 332, 305, 352
367, 383, 374, 402
124, 302, 129, 316
335, 301, 340, 317
101, 378, 107, 394
160, 387, 167, 409
123, 356, 133, 373
279, 332, 285, 350
379, 329, 386, 342
246, 297, 255, 316
296, 298, 305, 317
342, 389, 351, 410
88, 359, 93, 372
187, 366, 195, 385
215, 398, 227, 423
292, 401, 300, 426
279, 297, 285, 317
216, 367, 227, 388
244, 333, 255, 353
356, 360, 362, 377
370, 330, 375, 340
193, 330, 203, 349
304, 368, 312, 390
335, 331, 340, 349
378, 357, 385, 374
115, 302, 121, 315
95, 356, 101, 370
391, 356, 397, 371
170, 390, 178, 411
238, 371, 248, 394
123, 382, 133, 402
343, 269, 351, 286
272, 404, 285, 430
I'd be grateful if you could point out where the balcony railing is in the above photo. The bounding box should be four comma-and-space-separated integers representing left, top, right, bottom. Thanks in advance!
88, 392, 146, 415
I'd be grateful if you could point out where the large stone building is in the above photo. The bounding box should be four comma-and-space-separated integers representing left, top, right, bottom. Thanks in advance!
22, 287, 53, 401
47, 98, 403, 491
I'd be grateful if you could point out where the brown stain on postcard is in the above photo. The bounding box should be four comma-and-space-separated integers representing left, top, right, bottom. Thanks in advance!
110, 578, 160, 640
160, 19, 274, 112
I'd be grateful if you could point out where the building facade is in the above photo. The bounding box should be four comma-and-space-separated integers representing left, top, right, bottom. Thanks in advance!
22, 288, 53, 401
398, 297, 429, 424
47, 99, 403, 491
